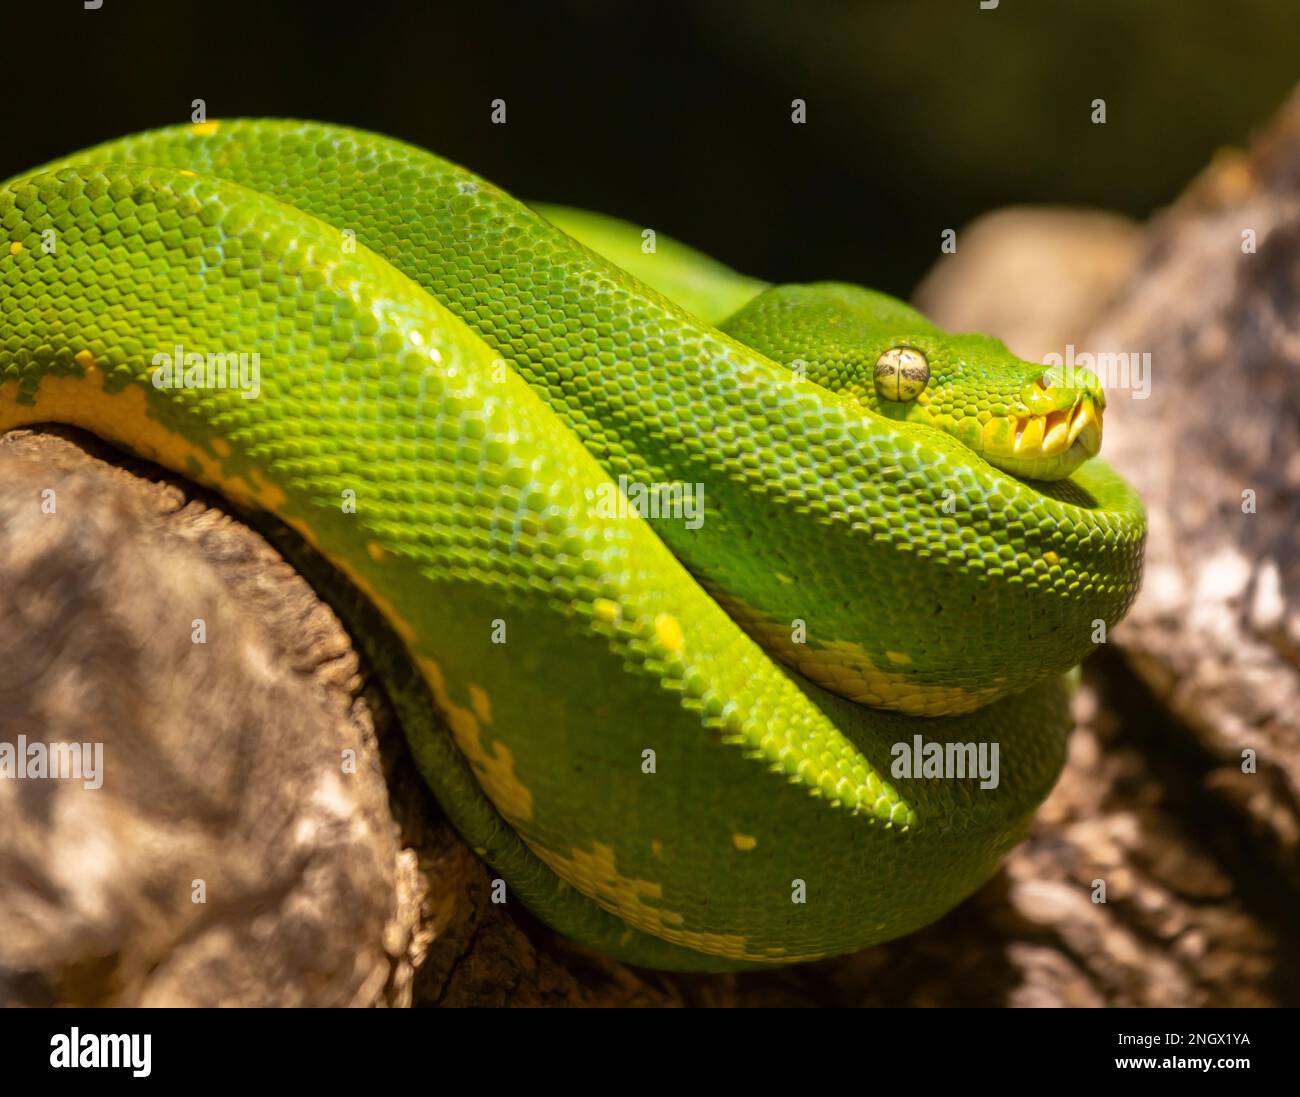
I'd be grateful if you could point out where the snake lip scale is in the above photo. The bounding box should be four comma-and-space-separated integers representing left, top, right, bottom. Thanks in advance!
0, 119, 1145, 970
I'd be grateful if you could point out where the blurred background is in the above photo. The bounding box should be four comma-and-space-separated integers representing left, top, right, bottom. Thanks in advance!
5, 0, 1299, 294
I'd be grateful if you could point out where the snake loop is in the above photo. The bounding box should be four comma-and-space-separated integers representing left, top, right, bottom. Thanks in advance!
0, 121, 1143, 969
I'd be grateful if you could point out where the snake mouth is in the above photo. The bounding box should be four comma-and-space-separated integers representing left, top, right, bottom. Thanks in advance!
1011, 397, 1103, 459
973, 393, 1104, 480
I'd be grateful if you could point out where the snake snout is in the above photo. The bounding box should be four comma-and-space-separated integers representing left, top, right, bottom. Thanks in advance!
967, 369, 1106, 480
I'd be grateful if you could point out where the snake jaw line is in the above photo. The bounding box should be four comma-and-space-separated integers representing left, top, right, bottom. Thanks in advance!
973, 393, 1104, 480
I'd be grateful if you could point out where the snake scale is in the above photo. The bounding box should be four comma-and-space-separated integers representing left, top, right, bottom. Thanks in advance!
0, 120, 1144, 970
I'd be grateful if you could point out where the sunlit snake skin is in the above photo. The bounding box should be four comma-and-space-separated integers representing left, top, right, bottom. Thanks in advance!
0, 120, 1144, 969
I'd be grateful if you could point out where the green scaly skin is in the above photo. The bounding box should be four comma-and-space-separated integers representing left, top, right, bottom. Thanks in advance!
532, 203, 772, 325
0, 120, 1144, 970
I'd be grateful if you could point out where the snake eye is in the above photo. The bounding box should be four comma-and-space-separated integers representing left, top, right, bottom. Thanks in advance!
873, 347, 930, 402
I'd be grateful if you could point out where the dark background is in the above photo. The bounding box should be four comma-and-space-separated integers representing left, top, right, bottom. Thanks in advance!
5, 0, 1300, 294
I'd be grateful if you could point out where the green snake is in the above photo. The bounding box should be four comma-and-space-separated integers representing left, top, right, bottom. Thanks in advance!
0, 120, 1144, 970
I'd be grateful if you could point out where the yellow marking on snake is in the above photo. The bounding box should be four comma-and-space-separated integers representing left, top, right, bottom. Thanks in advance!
728, 608, 1001, 716
468, 684, 493, 725
534, 840, 823, 962
592, 597, 620, 625
8, 241, 21, 255
190, 122, 220, 137
732, 833, 758, 851
0, 355, 285, 511
814, 637, 1001, 714
418, 655, 533, 822
365, 540, 386, 562
654, 612, 684, 652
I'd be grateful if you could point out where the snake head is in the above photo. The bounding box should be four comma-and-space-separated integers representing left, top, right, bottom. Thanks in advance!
892, 345, 1106, 481
721, 284, 1106, 482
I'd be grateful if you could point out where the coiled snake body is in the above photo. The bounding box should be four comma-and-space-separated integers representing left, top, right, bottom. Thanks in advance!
0, 121, 1144, 969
